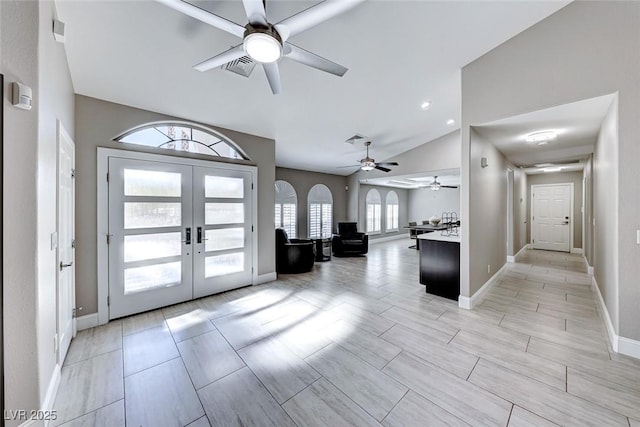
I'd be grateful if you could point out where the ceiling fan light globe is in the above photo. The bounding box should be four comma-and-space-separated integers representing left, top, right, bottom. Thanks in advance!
244, 32, 282, 63
430, 183, 441, 191
361, 161, 376, 171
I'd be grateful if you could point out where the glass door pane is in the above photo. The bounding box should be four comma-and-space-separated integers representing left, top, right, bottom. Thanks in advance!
108, 157, 193, 319
192, 166, 252, 298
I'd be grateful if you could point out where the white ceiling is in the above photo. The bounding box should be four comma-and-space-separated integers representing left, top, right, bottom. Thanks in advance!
56, 0, 570, 175
473, 93, 615, 169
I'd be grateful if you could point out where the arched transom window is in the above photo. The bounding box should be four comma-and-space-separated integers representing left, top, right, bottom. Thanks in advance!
115, 122, 249, 160
386, 191, 399, 231
308, 184, 333, 238
275, 180, 297, 238
366, 189, 381, 233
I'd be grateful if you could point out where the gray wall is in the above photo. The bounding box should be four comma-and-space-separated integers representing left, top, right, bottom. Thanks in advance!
408, 187, 460, 224
467, 128, 511, 293
275, 167, 348, 238
348, 130, 461, 228
75, 95, 276, 315
594, 99, 619, 331
2, 1, 40, 421
2, 0, 75, 422
583, 154, 594, 266
526, 171, 583, 249
358, 184, 408, 240
461, 2, 639, 340
513, 168, 528, 254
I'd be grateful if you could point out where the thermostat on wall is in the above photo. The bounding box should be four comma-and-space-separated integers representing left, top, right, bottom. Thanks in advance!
12, 82, 32, 110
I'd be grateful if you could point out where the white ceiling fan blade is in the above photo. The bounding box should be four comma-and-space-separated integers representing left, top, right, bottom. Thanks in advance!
156, 0, 245, 38
263, 62, 282, 94
242, 0, 268, 26
284, 43, 347, 76
193, 45, 246, 72
275, 0, 366, 41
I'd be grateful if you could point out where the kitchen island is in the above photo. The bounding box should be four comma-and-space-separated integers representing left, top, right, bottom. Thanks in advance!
417, 231, 460, 301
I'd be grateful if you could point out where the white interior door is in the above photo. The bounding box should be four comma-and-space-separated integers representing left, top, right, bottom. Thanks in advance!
57, 124, 75, 363
192, 167, 253, 297
531, 184, 572, 252
108, 158, 194, 319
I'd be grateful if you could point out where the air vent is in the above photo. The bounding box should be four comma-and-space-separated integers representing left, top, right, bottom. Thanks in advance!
223, 56, 257, 78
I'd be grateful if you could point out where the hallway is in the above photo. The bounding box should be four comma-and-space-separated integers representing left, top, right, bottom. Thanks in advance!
52, 241, 640, 426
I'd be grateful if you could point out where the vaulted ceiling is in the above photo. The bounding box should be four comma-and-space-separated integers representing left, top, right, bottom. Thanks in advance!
56, 0, 570, 174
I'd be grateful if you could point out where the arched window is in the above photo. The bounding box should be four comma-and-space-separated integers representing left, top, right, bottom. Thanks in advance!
386, 191, 399, 232
308, 184, 333, 238
275, 180, 297, 238
114, 121, 249, 160
366, 189, 381, 233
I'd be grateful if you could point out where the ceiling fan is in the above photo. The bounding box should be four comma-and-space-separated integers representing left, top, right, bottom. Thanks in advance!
155, 0, 366, 94
338, 141, 399, 173
425, 176, 458, 191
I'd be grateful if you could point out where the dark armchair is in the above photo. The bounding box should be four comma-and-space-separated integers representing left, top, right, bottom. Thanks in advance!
275, 229, 315, 274
332, 222, 368, 256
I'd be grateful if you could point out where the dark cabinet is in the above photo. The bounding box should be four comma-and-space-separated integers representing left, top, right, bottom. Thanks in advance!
419, 239, 460, 301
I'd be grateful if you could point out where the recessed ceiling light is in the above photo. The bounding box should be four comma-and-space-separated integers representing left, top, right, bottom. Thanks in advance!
525, 130, 557, 143
446, 119, 455, 125
420, 101, 432, 110
537, 141, 548, 146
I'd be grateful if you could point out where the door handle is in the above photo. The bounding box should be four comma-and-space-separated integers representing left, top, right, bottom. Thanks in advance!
59, 261, 73, 271
196, 227, 208, 244
183, 227, 191, 245
563, 221, 570, 224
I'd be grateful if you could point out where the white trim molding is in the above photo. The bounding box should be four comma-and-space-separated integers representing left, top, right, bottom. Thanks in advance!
76, 313, 99, 331
507, 244, 529, 263
459, 263, 507, 310
592, 275, 640, 360
571, 248, 584, 254
255, 272, 277, 285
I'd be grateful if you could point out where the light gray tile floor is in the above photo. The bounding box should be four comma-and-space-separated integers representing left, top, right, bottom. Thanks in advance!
53, 242, 640, 426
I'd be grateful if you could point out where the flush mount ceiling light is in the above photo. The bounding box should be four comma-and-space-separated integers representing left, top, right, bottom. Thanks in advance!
543, 167, 563, 173
243, 29, 282, 63
525, 130, 557, 144
446, 119, 455, 125
421, 101, 432, 110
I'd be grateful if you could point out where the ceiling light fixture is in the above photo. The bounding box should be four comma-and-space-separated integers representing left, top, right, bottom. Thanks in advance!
543, 167, 562, 173
421, 101, 432, 110
525, 130, 557, 143
446, 119, 455, 125
243, 30, 282, 63
430, 181, 441, 191
360, 160, 375, 171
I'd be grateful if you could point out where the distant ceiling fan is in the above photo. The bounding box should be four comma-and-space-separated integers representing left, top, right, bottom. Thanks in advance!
338, 141, 399, 172
155, 0, 366, 94
426, 176, 458, 191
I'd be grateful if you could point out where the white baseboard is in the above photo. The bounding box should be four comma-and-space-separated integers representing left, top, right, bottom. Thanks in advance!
507, 244, 529, 263
587, 265, 594, 275
76, 313, 99, 331
459, 263, 507, 310
591, 275, 640, 359
255, 272, 277, 285
571, 248, 584, 254
506, 255, 515, 263
370, 233, 409, 245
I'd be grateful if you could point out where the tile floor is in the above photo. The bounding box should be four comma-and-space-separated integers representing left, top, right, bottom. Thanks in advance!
52, 240, 640, 426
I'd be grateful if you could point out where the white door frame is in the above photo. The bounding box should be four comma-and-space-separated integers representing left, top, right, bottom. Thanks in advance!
97, 147, 258, 325
56, 121, 76, 362
530, 182, 574, 252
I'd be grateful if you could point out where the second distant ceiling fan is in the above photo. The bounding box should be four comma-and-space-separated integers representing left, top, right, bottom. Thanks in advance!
155, 0, 366, 94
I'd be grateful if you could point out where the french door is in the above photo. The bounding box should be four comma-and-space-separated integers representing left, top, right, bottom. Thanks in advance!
108, 157, 253, 319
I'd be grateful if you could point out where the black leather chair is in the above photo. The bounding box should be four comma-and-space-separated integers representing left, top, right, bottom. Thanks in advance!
275, 229, 315, 274
332, 222, 368, 256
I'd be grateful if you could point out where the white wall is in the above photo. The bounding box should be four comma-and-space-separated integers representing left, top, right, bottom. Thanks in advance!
2, 1, 41, 423
461, 2, 639, 341
408, 187, 460, 224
